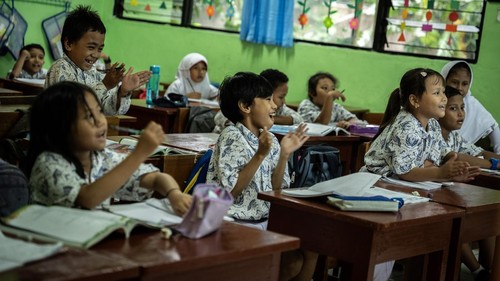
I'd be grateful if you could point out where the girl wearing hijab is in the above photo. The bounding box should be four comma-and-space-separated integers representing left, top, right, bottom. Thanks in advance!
166, 53, 219, 100
441, 61, 500, 154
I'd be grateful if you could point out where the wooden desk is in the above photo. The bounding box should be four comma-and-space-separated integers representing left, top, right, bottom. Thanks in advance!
4, 222, 299, 281
0, 104, 30, 138
127, 99, 179, 133
97, 222, 299, 281
470, 172, 500, 190
0, 95, 36, 105
0, 78, 43, 95
258, 191, 464, 281
0, 87, 23, 96
377, 181, 500, 281
0, 247, 140, 281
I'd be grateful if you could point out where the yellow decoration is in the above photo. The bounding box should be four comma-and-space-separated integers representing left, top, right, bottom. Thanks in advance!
400, 22, 406, 30
402, 8, 409, 19
131, 0, 138, 6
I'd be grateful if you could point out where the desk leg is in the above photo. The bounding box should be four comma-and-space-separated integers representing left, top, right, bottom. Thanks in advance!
492, 236, 500, 281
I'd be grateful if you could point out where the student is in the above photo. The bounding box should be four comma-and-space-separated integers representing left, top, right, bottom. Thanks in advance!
439, 85, 495, 280
166, 53, 219, 99
27, 81, 192, 215
298, 71, 363, 129
362, 68, 480, 182
45, 5, 151, 116
206, 72, 316, 281
7, 43, 47, 79
212, 68, 303, 133
441, 60, 500, 154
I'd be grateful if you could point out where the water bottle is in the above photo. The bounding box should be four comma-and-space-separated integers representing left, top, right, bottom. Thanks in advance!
146, 65, 160, 105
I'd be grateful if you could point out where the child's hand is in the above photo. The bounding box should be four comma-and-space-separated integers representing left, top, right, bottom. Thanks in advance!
134, 121, 164, 157
280, 123, 309, 157
439, 153, 470, 180
102, 62, 125, 89
336, 120, 350, 129
327, 90, 346, 102
167, 190, 192, 216
257, 127, 273, 157
120, 68, 152, 96
20, 50, 30, 61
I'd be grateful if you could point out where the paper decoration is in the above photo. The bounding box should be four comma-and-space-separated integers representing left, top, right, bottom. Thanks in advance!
349, 18, 359, 30
130, 0, 138, 7
347, 0, 364, 30
399, 6, 408, 42
323, 0, 337, 33
446, 10, 459, 45
160, 1, 167, 9
145, 4, 151, 11
422, 10, 433, 32
226, 0, 235, 20
297, 0, 310, 29
204, 0, 215, 19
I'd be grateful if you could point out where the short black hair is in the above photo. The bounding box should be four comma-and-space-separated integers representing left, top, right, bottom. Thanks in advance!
219, 72, 273, 124
444, 85, 462, 99
20, 44, 44, 55
307, 72, 338, 99
61, 5, 106, 54
260, 69, 288, 90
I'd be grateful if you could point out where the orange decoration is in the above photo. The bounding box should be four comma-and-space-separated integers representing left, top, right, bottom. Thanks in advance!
145, 4, 151, 11
398, 32, 406, 42
206, 5, 215, 18
426, 11, 432, 21
402, 8, 409, 19
298, 13, 308, 26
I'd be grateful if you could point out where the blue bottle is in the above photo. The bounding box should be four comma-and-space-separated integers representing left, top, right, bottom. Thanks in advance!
146, 65, 160, 105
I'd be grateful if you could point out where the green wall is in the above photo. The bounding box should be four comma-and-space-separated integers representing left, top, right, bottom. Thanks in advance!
2, 0, 499, 120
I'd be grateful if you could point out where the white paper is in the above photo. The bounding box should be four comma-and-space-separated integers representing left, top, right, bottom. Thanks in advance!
381, 176, 446, 190
282, 172, 381, 197
188, 98, 219, 107
480, 168, 500, 175
367, 186, 430, 204
14, 78, 45, 86
107, 198, 182, 227
0, 231, 63, 273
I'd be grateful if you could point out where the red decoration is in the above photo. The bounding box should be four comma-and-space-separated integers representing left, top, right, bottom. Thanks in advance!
449, 11, 459, 22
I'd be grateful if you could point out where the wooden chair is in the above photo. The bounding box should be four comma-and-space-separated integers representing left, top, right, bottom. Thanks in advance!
0, 112, 22, 139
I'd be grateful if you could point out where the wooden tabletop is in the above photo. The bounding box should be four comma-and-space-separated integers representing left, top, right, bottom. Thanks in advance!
259, 190, 464, 280
0, 87, 23, 96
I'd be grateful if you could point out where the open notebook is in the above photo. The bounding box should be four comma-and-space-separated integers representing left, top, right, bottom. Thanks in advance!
106, 138, 196, 156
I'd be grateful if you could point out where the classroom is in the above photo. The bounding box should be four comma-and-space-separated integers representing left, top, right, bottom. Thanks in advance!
1, 0, 500, 281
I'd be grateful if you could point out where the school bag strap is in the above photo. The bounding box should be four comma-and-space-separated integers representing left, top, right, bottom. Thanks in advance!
184, 149, 213, 194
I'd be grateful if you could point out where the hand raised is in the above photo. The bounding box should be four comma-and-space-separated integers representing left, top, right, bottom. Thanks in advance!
134, 121, 165, 157
280, 123, 309, 157
257, 127, 273, 157
102, 62, 125, 89
328, 90, 346, 102
121, 68, 152, 95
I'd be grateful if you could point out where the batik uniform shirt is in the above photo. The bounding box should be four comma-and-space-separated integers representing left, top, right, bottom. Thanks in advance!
362, 110, 451, 176
30, 149, 158, 208
206, 122, 290, 220
444, 130, 483, 156
298, 99, 356, 124
45, 55, 130, 116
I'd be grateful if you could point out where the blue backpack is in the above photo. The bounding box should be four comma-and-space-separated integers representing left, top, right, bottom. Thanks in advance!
184, 149, 213, 194
288, 145, 342, 188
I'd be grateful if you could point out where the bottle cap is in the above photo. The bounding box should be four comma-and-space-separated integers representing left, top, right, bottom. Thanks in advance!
150, 65, 160, 74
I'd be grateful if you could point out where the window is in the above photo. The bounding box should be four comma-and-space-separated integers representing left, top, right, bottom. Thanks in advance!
190, 0, 243, 32
378, 0, 485, 60
293, 0, 379, 48
114, 0, 486, 61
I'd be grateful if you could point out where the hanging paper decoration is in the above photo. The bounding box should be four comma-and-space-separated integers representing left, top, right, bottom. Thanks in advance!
347, 0, 364, 30
422, 10, 433, 31
398, 1, 409, 42
422, 0, 434, 32
160, 1, 167, 9
323, 0, 337, 33
297, 0, 310, 29
130, 0, 138, 7
145, 4, 151, 11
446, 10, 459, 45
226, 0, 235, 20
205, 0, 215, 19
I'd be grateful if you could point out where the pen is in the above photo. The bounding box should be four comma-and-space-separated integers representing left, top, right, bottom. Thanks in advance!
109, 125, 142, 135
340, 89, 345, 94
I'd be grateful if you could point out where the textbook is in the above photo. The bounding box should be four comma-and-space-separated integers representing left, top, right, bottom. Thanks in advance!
270, 123, 350, 137
281, 172, 381, 198
106, 138, 195, 156
327, 195, 403, 212
381, 176, 453, 190
0, 205, 139, 249
107, 198, 183, 228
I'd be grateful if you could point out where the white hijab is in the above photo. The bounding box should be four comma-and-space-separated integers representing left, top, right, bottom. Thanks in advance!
172, 53, 217, 99
441, 60, 498, 144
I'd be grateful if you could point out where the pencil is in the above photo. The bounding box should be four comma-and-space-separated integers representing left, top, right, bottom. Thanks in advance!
109, 125, 142, 135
